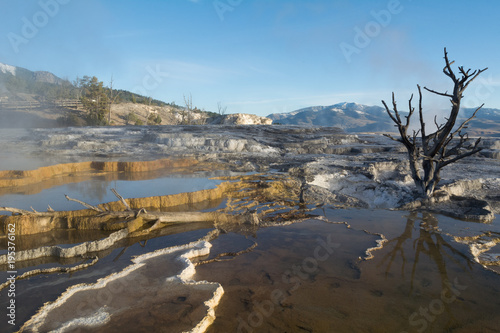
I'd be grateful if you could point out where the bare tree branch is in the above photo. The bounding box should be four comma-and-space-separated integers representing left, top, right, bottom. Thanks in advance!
441, 138, 482, 168
65, 194, 104, 212
383, 133, 402, 143
452, 104, 484, 137
183, 93, 193, 125
443, 48, 457, 81
217, 101, 227, 116
461, 67, 488, 92
382, 100, 399, 125
0, 207, 34, 215
0, 207, 54, 216
383, 48, 486, 198
423, 87, 453, 98
111, 188, 132, 211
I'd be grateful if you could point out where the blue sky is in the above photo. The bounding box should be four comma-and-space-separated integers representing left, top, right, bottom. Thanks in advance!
1, 0, 500, 116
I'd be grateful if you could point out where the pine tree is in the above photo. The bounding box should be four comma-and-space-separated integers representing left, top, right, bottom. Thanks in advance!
80, 76, 109, 126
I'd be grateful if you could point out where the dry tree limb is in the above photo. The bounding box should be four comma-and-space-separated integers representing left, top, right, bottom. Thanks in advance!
0, 207, 54, 216
0, 207, 33, 215
382, 48, 487, 198
136, 207, 148, 216
111, 188, 132, 211
64, 194, 104, 212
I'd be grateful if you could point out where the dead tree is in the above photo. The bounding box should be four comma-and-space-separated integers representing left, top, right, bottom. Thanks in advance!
217, 101, 227, 115
382, 48, 487, 199
107, 76, 121, 125
183, 93, 193, 125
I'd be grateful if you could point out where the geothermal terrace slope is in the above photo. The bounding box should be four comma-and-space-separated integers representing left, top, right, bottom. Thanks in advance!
1, 125, 499, 216
1, 125, 500, 333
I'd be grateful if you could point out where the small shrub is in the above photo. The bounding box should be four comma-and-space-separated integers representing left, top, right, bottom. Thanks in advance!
147, 113, 162, 125
57, 113, 85, 127
126, 112, 138, 125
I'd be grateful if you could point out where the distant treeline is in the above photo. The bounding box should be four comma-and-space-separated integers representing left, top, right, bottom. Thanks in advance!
113, 89, 177, 107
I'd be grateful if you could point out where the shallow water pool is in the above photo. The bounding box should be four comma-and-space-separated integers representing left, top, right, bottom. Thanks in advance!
0, 173, 223, 212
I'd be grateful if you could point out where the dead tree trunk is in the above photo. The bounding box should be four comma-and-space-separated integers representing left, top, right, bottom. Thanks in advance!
382, 48, 487, 199
183, 93, 193, 125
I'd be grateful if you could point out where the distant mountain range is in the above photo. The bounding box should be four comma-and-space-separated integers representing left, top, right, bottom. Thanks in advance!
0, 61, 75, 103
0, 62, 171, 107
0, 62, 67, 88
268, 103, 393, 132
268, 102, 500, 135
2, 61, 499, 135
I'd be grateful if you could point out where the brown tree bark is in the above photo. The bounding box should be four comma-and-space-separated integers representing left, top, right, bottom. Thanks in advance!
382, 48, 487, 199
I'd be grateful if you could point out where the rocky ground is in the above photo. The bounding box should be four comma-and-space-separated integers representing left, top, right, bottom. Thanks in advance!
1, 125, 499, 221
1, 125, 499, 332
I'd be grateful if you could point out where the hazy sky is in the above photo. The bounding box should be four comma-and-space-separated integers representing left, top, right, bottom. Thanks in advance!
1, 0, 499, 116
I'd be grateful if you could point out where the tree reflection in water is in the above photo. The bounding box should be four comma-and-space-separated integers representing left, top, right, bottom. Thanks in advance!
378, 212, 472, 292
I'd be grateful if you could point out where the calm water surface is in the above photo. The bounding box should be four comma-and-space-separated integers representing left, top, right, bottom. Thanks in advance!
0, 174, 223, 211
196, 210, 500, 332
0, 174, 499, 332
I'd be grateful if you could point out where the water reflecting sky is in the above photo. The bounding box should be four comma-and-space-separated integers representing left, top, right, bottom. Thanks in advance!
0, 175, 222, 211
